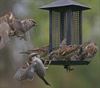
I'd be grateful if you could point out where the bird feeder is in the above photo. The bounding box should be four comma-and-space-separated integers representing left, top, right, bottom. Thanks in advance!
40, 0, 91, 68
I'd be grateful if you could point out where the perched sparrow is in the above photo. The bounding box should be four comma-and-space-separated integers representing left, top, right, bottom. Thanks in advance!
49, 44, 80, 60
79, 42, 98, 60
59, 45, 80, 56
70, 42, 98, 60
84, 42, 97, 58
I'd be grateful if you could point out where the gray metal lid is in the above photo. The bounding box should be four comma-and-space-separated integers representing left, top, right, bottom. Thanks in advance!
40, 0, 90, 10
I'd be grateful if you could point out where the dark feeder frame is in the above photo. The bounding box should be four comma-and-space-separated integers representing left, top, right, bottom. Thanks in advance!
40, 0, 90, 68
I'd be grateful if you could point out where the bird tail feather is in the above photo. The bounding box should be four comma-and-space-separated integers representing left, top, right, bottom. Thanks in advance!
40, 76, 51, 86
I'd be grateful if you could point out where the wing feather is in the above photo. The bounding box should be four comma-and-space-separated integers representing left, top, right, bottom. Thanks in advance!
0, 22, 10, 49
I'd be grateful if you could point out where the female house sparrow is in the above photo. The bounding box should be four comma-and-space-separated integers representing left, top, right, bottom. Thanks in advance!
14, 53, 51, 86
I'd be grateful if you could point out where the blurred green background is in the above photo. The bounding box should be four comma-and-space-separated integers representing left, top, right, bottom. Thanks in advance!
0, 0, 100, 88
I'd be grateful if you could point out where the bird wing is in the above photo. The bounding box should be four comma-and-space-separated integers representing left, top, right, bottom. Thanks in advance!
26, 65, 35, 80
14, 68, 28, 81
14, 64, 35, 81
0, 22, 10, 49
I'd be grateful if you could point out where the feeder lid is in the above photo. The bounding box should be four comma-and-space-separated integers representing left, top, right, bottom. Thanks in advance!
40, 0, 90, 10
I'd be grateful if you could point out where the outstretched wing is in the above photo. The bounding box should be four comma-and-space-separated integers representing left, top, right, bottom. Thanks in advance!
0, 22, 10, 49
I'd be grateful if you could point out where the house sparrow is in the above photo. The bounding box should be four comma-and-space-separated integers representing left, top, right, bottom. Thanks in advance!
49, 44, 80, 60
9, 17, 36, 39
79, 42, 98, 60
0, 12, 36, 39
14, 52, 50, 86
20, 45, 49, 58
28, 53, 51, 86
69, 42, 98, 61
0, 12, 36, 48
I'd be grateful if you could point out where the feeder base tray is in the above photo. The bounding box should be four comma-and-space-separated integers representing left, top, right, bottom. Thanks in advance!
44, 60, 90, 66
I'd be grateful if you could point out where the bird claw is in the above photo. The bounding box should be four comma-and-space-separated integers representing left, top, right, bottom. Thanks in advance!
64, 65, 74, 72
44, 67, 48, 70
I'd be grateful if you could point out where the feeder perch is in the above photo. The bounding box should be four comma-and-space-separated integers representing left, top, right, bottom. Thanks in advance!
40, 0, 91, 66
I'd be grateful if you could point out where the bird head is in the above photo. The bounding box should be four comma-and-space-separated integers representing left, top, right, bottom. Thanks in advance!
28, 52, 39, 60
21, 19, 37, 31
28, 52, 42, 65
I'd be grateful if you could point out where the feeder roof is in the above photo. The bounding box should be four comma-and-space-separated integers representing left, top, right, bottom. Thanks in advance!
40, 0, 90, 10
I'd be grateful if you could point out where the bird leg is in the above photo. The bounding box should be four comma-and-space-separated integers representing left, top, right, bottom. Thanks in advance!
44, 67, 48, 70
64, 65, 74, 72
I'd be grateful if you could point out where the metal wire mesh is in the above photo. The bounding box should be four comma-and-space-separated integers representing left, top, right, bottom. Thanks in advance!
50, 10, 81, 51
52, 11, 60, 49
71, 11, 80, 45
60, 11, 80, 45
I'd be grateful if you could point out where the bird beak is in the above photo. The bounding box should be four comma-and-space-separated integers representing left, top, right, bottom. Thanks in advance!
32, 20, 37, 26
29, 53, 38, 57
